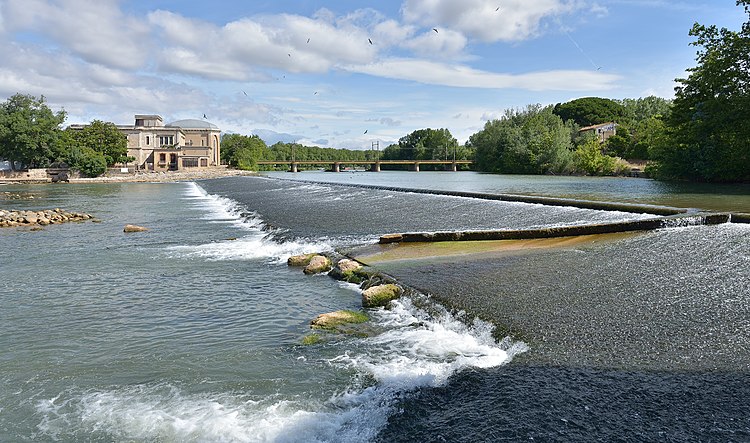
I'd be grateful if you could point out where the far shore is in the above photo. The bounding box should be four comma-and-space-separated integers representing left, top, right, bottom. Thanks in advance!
0, 167, 258, 184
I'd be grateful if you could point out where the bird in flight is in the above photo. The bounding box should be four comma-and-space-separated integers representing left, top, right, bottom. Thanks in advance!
433, 28, 438, 33
496, 6, 500, 11
314, 91, 318, 95
242, 91, 248, 96
203, 114, 207, 119
368, 38, 373, 45
307, 38, 310, 43
364, 129, 368, 134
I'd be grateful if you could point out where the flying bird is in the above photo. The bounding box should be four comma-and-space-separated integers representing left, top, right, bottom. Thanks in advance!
433, 28, 438, 33
314, 91, 318, 95
496, 6, 500, 11
203, 114, 207, 119
368, 38, 373, 45
364, 129, 368, 134
288, 53, 291, 57
242, 90, 248, 96
307, 38, 310, 43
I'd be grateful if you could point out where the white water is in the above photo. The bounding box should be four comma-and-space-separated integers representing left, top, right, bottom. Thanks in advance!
32, 182, 526, 442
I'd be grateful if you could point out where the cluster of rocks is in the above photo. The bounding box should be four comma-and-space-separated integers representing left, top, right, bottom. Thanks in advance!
288, 252, 405, 342
0, 208, 94, 228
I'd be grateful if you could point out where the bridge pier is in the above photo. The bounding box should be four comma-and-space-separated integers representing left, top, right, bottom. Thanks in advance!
372, 161, 381, 172
333, 162, 340, 173
412, 162, 420, 172
451, 161, 457, 172
290, 162, 298, 173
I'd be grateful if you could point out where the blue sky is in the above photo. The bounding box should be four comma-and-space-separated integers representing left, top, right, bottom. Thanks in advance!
0, 0, 745, 148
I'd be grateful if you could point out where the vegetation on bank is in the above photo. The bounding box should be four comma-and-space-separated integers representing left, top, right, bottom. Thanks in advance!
0, 2, 746, 182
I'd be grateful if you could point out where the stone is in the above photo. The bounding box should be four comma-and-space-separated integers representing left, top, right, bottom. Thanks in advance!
328, 258, 364, 282
287, 253, 317, 267
303, 255, 332, 275
123, 224, 149, 233
362, 284, 403, 308
311, 310, 369, 332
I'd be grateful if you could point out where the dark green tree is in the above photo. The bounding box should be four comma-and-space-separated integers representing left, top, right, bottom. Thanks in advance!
222, 133, 269, 170
0, 94, 66, 169
469, 105, 575, 174
74, 120, 128, 166
653, 0, 750, 181
380, 128, 459, 170
553, 97, 626, 127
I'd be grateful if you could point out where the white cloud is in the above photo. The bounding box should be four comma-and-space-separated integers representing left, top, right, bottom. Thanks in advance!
401, 0, 583, 42
343, 58, 620, 91
1, 0, 152, 69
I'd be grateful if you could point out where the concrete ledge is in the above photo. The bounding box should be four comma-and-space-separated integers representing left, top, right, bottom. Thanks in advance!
380, 213, 732, 244
731, 213, 750, 224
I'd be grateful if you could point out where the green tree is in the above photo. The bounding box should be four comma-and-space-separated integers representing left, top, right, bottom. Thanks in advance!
67, 146, 107, 177
469, 105, 575, 174
654, 0, 750, 181
74, 120, 128, 166
553, 97, 626, 127
222, 133, 269, 170
0, 94, 66, 169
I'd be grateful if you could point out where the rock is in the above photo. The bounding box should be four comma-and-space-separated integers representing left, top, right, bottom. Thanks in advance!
287, 253, 317, 267
379, 233, 403, 244
303, 255, 332, 275
311, 310, 369, 332
123, 224, 149, 233
362, 284, 403, 308
328, 258, 364, 282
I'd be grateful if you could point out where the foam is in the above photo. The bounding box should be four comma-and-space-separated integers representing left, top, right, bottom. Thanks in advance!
35, 296, 525, 442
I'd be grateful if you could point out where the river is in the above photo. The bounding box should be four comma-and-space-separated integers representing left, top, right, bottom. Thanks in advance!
1, 171, 748, 442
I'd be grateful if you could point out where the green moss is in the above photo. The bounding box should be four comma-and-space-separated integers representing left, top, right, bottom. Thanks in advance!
311, 310, 369, 331
362, 284, 403, 308
301, 334, 322, 345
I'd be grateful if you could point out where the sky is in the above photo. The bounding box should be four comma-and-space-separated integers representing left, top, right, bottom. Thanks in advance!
0, 0, 746, 149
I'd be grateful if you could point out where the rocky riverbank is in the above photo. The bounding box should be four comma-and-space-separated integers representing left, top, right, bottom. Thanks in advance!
0, 208, 95, 228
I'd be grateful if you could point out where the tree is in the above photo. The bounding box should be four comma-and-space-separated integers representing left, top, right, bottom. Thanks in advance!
654, 0, 750, 181
222, 133, 269, 170
74, 120, 128, 166
553, 97, 626, 127
469, 105, 575, 174
0, 94, 66, 170
67, 146, 107, 177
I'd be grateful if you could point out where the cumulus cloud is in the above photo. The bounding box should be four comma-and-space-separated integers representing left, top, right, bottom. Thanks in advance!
343, 58, 620, 91
0, 0, 152, 69
401, 0, 583, 42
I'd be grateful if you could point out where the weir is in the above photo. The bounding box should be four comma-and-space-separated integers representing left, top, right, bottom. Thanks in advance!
378, 212, 734, 244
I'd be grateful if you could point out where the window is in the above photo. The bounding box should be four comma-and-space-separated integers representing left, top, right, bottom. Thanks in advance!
159, 135, 174, 146
183, 158, 199, 168
200, 158, 208, 167
146, 136, 150, 145
159, 153, 166, 162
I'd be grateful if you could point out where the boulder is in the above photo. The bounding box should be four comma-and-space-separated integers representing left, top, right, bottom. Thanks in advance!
362, 284, 403, 308
311, 310, 369, 332
328, 258, 364, 282
287, 253, 317, 267
123, 224, 149, 233
303, 255, 332, 275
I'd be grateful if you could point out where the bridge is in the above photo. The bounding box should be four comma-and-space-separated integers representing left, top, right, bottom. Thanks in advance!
256, 160, 473, 172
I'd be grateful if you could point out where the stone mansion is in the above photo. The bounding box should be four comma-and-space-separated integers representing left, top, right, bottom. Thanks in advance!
70, 114, 221, 172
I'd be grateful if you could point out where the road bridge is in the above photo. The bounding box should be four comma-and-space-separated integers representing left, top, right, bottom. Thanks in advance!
256, 160, 473, 172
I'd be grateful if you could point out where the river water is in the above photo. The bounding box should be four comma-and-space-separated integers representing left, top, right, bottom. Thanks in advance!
1, 172, 748, 442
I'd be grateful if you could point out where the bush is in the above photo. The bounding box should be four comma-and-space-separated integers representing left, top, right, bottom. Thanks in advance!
574, 139, 617, 175
68, 147, 107, 177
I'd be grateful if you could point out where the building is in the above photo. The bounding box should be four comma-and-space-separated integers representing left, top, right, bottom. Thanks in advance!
579, 122, 617, 143
120, 115, 221, 171
69, 114, 221, 171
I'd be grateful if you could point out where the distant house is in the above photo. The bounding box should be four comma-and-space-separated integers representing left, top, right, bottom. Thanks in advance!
69, 114, 221, 171
579, 122, 617, 143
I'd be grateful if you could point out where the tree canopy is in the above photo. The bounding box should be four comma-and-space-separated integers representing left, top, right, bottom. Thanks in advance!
553, 97, 626, 127
650, 0, 750, 181
469, 105, 575, 174
222, 133, 270, 170
0, 93, 66, 169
